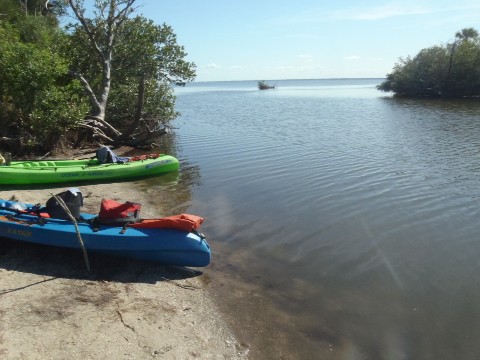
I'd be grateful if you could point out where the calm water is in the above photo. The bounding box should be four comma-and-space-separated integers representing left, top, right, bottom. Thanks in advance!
154, 79, 480, 359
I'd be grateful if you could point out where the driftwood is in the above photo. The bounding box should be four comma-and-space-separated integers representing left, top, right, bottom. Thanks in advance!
79, 120, 115, 143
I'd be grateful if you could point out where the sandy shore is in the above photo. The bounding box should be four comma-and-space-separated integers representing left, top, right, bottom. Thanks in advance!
0, 183, 249, 359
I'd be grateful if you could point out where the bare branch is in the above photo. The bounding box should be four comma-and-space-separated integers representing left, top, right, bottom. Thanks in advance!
67, 0, 105, 61
69, 70, 101, 110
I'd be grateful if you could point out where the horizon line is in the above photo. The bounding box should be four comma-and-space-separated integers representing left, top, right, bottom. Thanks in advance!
191, 77, 385, 83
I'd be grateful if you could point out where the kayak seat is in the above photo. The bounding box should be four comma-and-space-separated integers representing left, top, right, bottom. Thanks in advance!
23, 163, 32, 168
46, 161, 56, 167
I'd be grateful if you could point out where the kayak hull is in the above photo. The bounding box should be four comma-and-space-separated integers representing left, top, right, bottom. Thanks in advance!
0, 156, 179, 185
0, 206, 210, 267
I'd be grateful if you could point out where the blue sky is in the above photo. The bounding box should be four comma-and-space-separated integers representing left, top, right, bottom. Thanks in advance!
140, 0, 480, 82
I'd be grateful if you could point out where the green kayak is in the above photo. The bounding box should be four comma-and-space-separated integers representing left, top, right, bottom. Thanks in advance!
0, 154, 179, 185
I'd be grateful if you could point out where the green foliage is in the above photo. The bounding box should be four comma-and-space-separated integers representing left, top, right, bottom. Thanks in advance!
0, 0, 197, 153
0, 17, 87, 152
15, 13, 62, 45
0, 0, 65, 31
0, 0, 23, 21
378, 28, 480, 98
107, 78, 178, 128
65, 15, 196, 128
108, 18, 195, 127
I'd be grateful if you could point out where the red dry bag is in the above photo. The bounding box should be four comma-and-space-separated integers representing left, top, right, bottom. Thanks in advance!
97, 199, 141, 225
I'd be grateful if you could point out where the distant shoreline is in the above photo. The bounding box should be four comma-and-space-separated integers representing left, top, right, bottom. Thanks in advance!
188, 77, 385, 84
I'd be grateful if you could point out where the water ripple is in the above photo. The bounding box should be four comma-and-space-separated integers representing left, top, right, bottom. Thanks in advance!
171, 81, 480, 358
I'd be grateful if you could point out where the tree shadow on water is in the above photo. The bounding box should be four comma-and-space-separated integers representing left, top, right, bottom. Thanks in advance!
0, 237, 203, 285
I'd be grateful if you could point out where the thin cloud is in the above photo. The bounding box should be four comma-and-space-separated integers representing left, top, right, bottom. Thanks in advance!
344, 55, 361, 60
270, 2, 480, 25
205, 63, 220, 69
332, 2, 480, 21
269, 3, 427, 24
335, 4, 432, 21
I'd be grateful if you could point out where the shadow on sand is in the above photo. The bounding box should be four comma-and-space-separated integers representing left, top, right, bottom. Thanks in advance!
0, 170, 180, 192
0, 237, 203, 286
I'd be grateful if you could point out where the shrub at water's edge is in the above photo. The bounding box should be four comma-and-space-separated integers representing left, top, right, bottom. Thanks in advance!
378, 28, 480, 98
0, 0, 196, 156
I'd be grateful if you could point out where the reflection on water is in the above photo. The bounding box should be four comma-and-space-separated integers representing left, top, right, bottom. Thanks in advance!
146, 79, 480, 359
134, 131, 202, 216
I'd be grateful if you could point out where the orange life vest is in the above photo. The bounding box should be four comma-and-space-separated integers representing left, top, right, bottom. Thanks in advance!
129, 214, 204, 232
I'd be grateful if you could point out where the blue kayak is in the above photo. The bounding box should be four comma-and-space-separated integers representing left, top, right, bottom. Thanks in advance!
0, 200, 211, 267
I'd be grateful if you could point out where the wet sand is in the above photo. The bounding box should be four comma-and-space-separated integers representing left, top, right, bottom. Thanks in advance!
0, 182, 249, 359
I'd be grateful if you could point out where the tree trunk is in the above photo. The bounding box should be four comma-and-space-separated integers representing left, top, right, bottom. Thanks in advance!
113, 74, 145, 145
